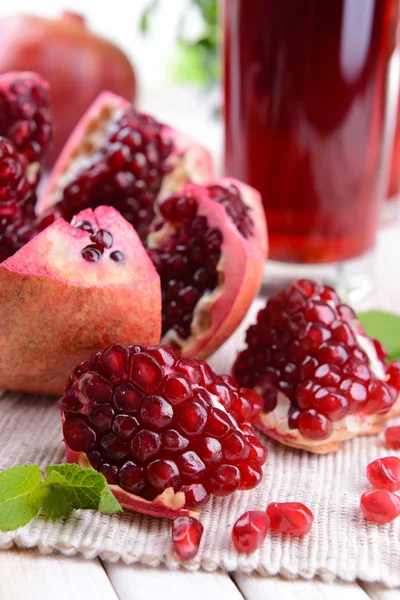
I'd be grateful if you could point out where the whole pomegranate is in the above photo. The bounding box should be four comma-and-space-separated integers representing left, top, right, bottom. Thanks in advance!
60, 344, 267, 518
233, 279, 400, 453
0, 12, 136, 166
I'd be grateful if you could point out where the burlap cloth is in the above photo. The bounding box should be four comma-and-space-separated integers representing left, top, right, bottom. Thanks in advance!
1, 294, 400, 588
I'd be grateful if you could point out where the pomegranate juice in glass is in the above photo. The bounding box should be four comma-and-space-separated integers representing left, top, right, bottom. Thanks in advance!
224, 0, 399, 298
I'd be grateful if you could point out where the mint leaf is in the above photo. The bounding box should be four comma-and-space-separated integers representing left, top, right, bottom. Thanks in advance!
358, 311, 400, 361
41, 464, 111, 519
98, 484, 123, 514
0, 465, 43, 531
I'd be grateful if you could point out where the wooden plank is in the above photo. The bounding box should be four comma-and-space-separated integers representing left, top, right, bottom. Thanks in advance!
104, 562, 244, 600
0, 549, 118, 600
232, 573, 370, 600
359, 582, 400, 599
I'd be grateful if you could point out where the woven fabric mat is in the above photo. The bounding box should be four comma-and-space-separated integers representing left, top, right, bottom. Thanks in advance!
1, 386, 400, 587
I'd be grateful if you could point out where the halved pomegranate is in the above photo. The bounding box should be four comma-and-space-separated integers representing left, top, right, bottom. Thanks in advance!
233, 280, 400, 453
60, 344, 266, 518
36, 91, 213, 239
0, 206, 160, 395
147, 178, 268, 359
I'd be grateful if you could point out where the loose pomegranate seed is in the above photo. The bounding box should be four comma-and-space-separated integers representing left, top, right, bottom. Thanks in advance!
60, 344, 266, 509
232, 511, 270, 553
172, 516, 203, 560
385, 426, 400, 449
360, 489, 400, 524
266, 502, 314, 535
233, 279, 394, 444
367, 457, 400, 492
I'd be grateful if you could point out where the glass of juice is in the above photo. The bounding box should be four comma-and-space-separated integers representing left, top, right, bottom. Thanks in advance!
224, 0, 399, 300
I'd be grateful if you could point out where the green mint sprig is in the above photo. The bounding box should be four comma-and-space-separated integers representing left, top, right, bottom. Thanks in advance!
358, 311, 400, 361
0, 463, 122, 531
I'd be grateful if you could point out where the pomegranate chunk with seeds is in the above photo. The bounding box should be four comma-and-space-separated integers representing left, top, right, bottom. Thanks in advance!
172, 516, 203, 559
385, 426, 400, 449
367, 457, 400, 492
232, 511, 270, 553
233, 279, 400, 454
38, 91, 212, 239
60, 344, 266, 518
360, 489, 400, 524
266, 502, 314, 535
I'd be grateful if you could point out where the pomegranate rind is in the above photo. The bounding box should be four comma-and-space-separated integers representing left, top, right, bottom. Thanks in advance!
37, 91, 214, 215
66, 447, 198, 519
150, 178, 268, 359
0, 206, 161, 395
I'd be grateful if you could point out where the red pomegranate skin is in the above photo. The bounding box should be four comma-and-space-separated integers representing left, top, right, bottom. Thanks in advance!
0, 12, 136, 167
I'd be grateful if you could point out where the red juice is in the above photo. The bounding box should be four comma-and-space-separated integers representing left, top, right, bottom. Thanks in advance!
224, 0, 399, 263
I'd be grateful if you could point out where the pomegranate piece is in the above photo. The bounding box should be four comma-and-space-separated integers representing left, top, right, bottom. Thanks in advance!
0, 71, 52, 163
231, 511, 270, 553
0, 206, 160, 395
266, 502, 314, 535
360, 489, 400, 524
60, 344, 266, 518
0, 12, 137, 167
148, 178, 267, 359
37, 91, 213, 239
172, 516, 203, 560
385, 426, 400, 449
233, 279, 400, 454
367, 457, 400, 492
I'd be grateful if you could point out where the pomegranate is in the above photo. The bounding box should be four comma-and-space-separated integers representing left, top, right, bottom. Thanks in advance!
0, 12, 136, 166
172, 516, 203, 559
147, 178, 267, 359
233, 279, 400, 453
60, 344, 266, 519
266, 502, 314, 535
37, 92, 214, 239
0, 206, 160, 395
385, 426, 400, 449
360, 489, 400, 524
367, 457, 400, 492
231, 511, 270, 553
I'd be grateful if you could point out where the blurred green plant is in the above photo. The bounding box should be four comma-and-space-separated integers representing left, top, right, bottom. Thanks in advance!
140, 0, 220, 89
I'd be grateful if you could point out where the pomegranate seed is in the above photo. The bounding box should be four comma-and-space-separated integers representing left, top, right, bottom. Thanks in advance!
238, 460, 263, 490
387, 362, 400, 391
180, 483, 210, 508
172, 516, 203, 560
112, 414, 139, 441
99, 463, 118, 484
118, 462, 146, 494
223, 431, 250, 462
147, 459, 181, 491
176, 401, 207, 437
367, 457, 400, 492
98, 344, 129, 383
75, 372, 113, 405
232, 511, 270, 553
298, 410, 332, 440
130, 353, 162, 393
162, 375, 193, 404
63, 418, 96, 451
207, 464, 241, 496
246, 435, 268, 465
113, 383, 143, 412
312, 389, 348, 421
194, 437, 223, 467
385, 426, 400, 449
205, 408, 232, 438
161, 429, 189, 454
176, 451, 206, 482
360, 489, 400, 524
140, 395, 173, 430
266, 502, 314, 535
304, 301, 335, 325
101, 434, 128, 462
130, 430, 161, 462
299, 323, 331, 351
364, 381, 394, 415
88, 404, 115, 432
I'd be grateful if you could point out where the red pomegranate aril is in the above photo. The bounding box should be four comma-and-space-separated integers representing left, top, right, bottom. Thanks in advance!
98, 344, 129, 383
238, 460, 263, 490
331, 322, 357, 347
180, 483, 210, 508
207, 464, 241, 496
172, 516, 203, 560
112, 414, 139, 441
99, 463, 118, 485
130, 353, 162, 393
223, 431, 250, 462
288, 407, 301, 430
304, 301, 335, 325
298, 410, 332, 440
147, 459, 181, 491
176, 451, 206, 482
211, 382, 234, 410
317, 342, 349, 366
101, 433, 128, 462
313, 389, 348, 421
266, 502, 314, 535
194, 436, 223, 467
75, 372, 113, 405
231, 394, 253, 424
87, 451, 102, 470
387, 362, 400, 391
343, 359, 371, 382
385, 426, 400, 449
162, 375, 193, 404
204, 407, 232, 438
140, 395, 173, 430
88, 404, 115, 432
313, 364, 341, 387
297, 381, 319, 410
340, 379, 368, 413
63, 417, 96, 451
364, 381, 394, 415
176, 401, 207, 437
130, 429, 161, 462
232, 511, 270, 553
119, 461, 146, 494
367, 457, 400, 492
246, 436, 267, 464
360, 489, 400, 524
161, 429, 189, 453
299, 323, 331, 351
113, 383, 143, 413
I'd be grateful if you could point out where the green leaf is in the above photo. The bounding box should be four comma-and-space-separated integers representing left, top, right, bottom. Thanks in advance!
41, 464, 109, 519
358, 311, 400, 361
0, 465, 43, 531
98, 485, 123, 514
